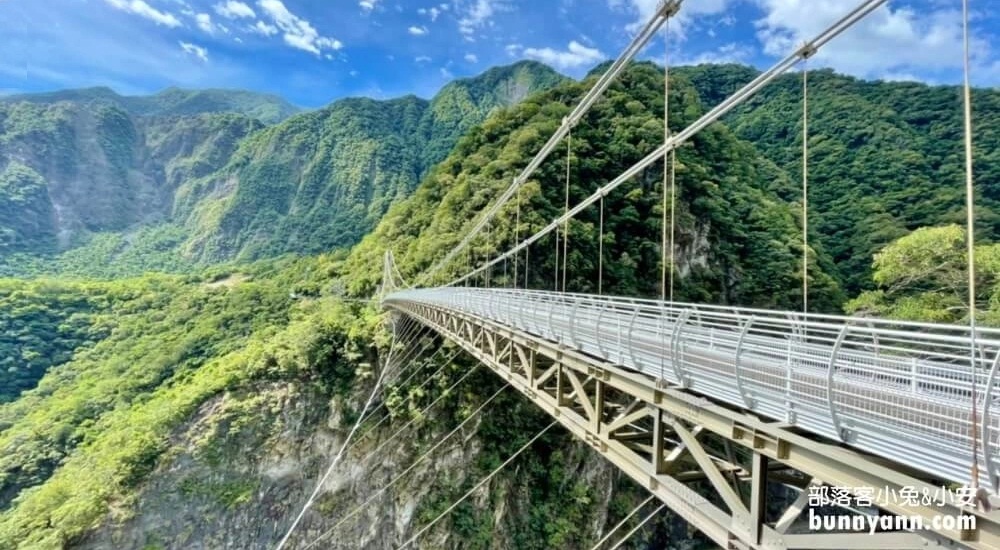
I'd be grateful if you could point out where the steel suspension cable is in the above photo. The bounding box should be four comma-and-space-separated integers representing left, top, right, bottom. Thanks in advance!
563, 127, 571, 293
661, 18, 671, 304
608, 503, 666, 549
525, 241, 531, 288
416, 1, 683, 287
274, 321, 405, 550
486, 222, 492, 289
587, 495, 655, 550
961, 0, 981, 489
598, 195, 604, 295
302, 385, 509, 550
395, 421, 558, 549
801, 56, 810, 314
444, 0, 888, 289
514, 183, 521, 289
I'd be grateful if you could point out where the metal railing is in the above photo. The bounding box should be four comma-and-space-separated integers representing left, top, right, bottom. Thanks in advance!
384, 287, 1000, 490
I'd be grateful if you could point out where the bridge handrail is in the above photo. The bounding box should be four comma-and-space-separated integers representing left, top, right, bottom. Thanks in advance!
383, 287, 1000, 489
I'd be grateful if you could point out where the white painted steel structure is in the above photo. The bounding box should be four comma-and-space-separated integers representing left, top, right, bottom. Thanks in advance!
385, 287, 1000, 491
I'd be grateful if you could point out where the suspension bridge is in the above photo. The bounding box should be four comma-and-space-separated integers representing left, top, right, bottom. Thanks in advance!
277, 0, 1000, 548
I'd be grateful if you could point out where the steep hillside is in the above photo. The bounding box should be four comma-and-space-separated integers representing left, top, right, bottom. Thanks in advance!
0, 63, 833, 549
179, 60, 567, 263
0, 100, 263, 258
2, 87, 299, 125
0, 62, 566, 276
346, 62, 842, 310
678, 64, 1000, 293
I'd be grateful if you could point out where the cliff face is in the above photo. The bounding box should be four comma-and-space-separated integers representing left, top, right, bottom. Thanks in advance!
0, 62, 567, 274
76, 371, 695, 550
0, 100, 264, 254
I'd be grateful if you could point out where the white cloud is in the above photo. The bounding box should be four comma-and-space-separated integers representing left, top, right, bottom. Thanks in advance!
751, 0, 988, 80
464, 53, 478, 63
103, 0, 182, 27
251, 20, 278, 36
257, 0, 343, 55
677, 42, 753, 65
409, 25, 428, 36
415, 55, 432, 63
359, 0, 378, 12
608, 0, 727, 36
214, 1, 255, 19
196, 13, 218, 33
505, 43, 522, 57
440, 67, 453, 79
521, 40, 605, 69
458, 0, 504, 37
180, 41, 209, 62
418, 6, 443, 21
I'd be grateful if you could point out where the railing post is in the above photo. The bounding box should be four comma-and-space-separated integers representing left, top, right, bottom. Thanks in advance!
616, 307, 624, 365
569, 298, 581, 348
785, 338, 793, 423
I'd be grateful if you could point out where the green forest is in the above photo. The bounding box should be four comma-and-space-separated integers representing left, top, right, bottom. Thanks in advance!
0, 61, 997, 548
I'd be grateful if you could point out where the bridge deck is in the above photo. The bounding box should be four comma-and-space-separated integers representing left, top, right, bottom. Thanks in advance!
385, 287, 1000, 490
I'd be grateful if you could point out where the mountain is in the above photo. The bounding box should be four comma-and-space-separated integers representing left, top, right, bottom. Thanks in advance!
0, 100, 264, 256
2, 87, 300, 125
677, 63, 1000, 293
0, 61, 567, 277
0, 62, 827, 549
3, 61, 999, 548
177, 60, 568, 263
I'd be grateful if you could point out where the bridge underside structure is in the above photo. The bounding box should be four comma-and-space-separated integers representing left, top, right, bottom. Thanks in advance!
384, 288, 1000, 549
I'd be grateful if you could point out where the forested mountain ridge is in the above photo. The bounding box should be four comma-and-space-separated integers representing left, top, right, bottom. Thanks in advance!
1, 86, 300, 125
677, 63, 1000, 293
0, 61, 567, 276
176, 60, 568, 262
0, 101, 264, 255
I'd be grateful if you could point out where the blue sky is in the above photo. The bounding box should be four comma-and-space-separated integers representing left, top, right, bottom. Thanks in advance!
0, 0, 997, 107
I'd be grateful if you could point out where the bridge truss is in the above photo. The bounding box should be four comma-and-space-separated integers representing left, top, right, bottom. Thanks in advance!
385, 288, 1000, 549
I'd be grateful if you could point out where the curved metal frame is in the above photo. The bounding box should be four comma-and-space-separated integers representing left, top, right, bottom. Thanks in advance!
735, 316, 756, 410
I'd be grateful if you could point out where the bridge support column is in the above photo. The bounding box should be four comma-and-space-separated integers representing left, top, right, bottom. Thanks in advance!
652, 409, 668, 475
750, 452, 768, 545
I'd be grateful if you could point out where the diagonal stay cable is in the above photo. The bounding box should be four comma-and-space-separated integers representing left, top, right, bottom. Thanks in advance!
274, 321, 404, 550
395, 420, 558, 549
302, 384, 510, 550
350, 335, 446, 432
588, 495, 656, 550
352, 348, 465, 446
609, 503, 666, 550
444, 0, 888, 288
389, 343, 455, 391
356, 363, 484, 463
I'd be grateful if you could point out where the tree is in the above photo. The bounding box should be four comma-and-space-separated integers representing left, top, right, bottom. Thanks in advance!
845, 225, 1000, 324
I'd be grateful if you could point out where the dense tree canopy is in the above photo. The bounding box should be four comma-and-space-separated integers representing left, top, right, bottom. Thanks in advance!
846, 225, 1000, 324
